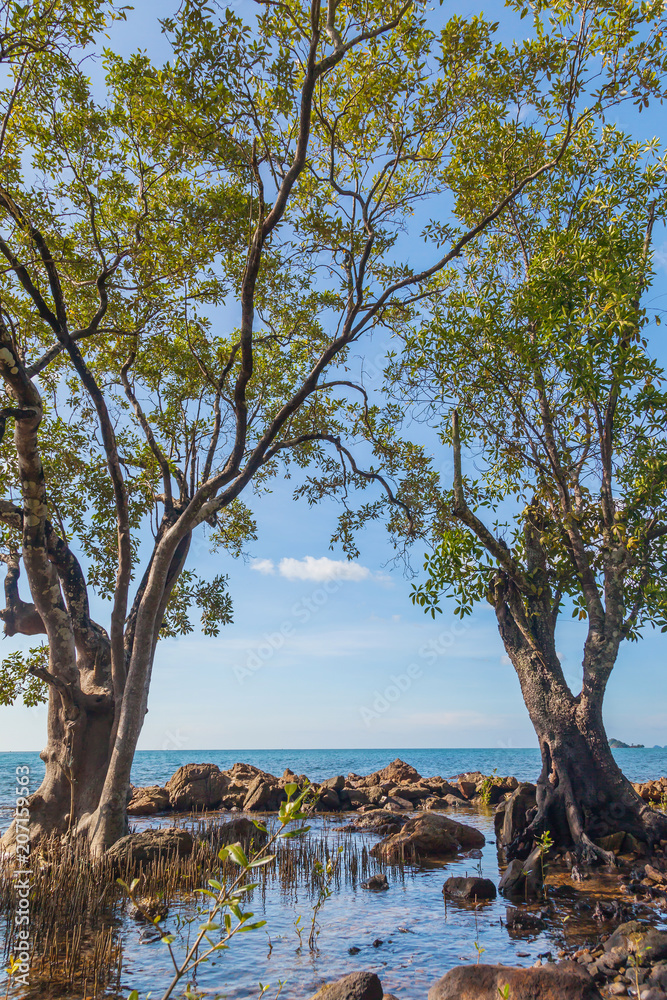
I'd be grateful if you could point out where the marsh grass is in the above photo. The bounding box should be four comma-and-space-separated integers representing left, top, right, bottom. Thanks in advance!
0, 817, 394, 997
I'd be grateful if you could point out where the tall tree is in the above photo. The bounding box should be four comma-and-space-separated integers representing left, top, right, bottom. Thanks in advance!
0, 0, 663, 855
398, 126, 667, 861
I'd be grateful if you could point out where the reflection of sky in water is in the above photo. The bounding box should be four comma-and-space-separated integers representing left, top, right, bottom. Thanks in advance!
117, 811, 553, 1000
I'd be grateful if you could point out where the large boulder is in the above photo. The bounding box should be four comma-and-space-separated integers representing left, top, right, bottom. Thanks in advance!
309, 971, 383, 1000
443, 876, 496, 901
166, 763, 229, 811
370, 812, 484, 862
428, 962, 602, 999
127, 785, 170, 816
107, 828, 193, 868
243, 774, 287, 811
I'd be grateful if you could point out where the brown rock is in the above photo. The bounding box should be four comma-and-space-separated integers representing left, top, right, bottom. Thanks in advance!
215, 816, 268, 851
166, 763, 229, 811
309, 971, 383, 1000
443, 876, 496, 900
378, 758, 421, 783
107, 828, 193, 868
127, 785, 170, 816
498, 845, 544, 901
498, 782, 537, 846
457, 780, 477, 800
395, 783, 431, 802
243, 775, 286, 812
428, 962, 601, 999
370, 811, 484, 862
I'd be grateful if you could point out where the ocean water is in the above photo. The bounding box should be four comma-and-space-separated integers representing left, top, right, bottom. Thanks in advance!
1, 748, 667, 998
1, 746, 666, 831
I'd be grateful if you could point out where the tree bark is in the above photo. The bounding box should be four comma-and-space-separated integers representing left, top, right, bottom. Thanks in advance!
498, 601, 667, 863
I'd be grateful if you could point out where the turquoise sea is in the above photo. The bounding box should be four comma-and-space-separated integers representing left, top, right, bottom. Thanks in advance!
1, 746, 666, 831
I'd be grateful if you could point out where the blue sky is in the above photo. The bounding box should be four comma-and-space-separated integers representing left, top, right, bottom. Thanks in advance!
1, 0, 666, 752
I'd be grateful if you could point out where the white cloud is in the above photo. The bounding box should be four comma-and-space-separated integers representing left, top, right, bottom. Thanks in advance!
250, 558, 275, 575
278, 555, 371, 582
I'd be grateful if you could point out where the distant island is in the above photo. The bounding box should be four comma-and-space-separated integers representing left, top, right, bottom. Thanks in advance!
610, 738, 645, 748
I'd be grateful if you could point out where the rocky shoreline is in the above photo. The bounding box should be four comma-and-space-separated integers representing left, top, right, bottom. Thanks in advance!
125, 758, 667, 1000
128, 757, 667, 818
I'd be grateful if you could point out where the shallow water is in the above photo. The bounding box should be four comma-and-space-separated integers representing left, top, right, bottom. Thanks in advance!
2, 747, 667, 998
6, 806, 665, 1000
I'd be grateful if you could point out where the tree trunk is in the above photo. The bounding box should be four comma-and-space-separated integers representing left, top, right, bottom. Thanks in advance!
501, 620, 667, 863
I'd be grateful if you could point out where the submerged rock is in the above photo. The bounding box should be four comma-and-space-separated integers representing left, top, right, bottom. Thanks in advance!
370, 812, 484, 862
443, 876, 496, 900
428, 962, 602, 999
361, 873, 389, 890
107, 828, 193, 868
309, 971, 383, 999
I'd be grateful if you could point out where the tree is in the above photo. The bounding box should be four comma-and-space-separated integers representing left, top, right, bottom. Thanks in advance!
0, 0, 663, 855
399, 125, 667, 862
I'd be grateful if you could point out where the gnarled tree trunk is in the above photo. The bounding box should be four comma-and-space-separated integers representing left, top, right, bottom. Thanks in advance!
497, 587, 667, 863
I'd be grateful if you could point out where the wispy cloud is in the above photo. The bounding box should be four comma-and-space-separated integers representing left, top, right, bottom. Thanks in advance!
250, 555, 376, 583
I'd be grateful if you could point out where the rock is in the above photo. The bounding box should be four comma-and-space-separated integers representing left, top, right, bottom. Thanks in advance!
127, 785, 170, 816
370, 812, 484, 862
640, 990, 667, 1000
353, 809, 403, 834
387, 795, 413, 810
347, 788, 371, 808
215, 816, 268, 851
605, 922, 667, 963
505, 907, 547, 933
650, 965, 667, 990
166, 763, 229, 811
377, 758, 421, 784
442, 793, 472, 807
348, 946, 360, 955
318, 787, 341, 811
309, 971, 383, 1000
443, 876, 496, 900
457, 780, 477, 800
362, 873, 389, 890
107, 828, 193, 868
633, 778, 667, 803
321, 775, 346, 792
624, 832, 648, 855
498, 846, 544, 901
372, 938, 383, 948
243, 775, 286, 812
608, 986, 628, 996
595, 831, 626, 854
396, 783, 431, 802
226, 762, 268, 781
427, 962, 602, 999
498, 783, 537, 847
